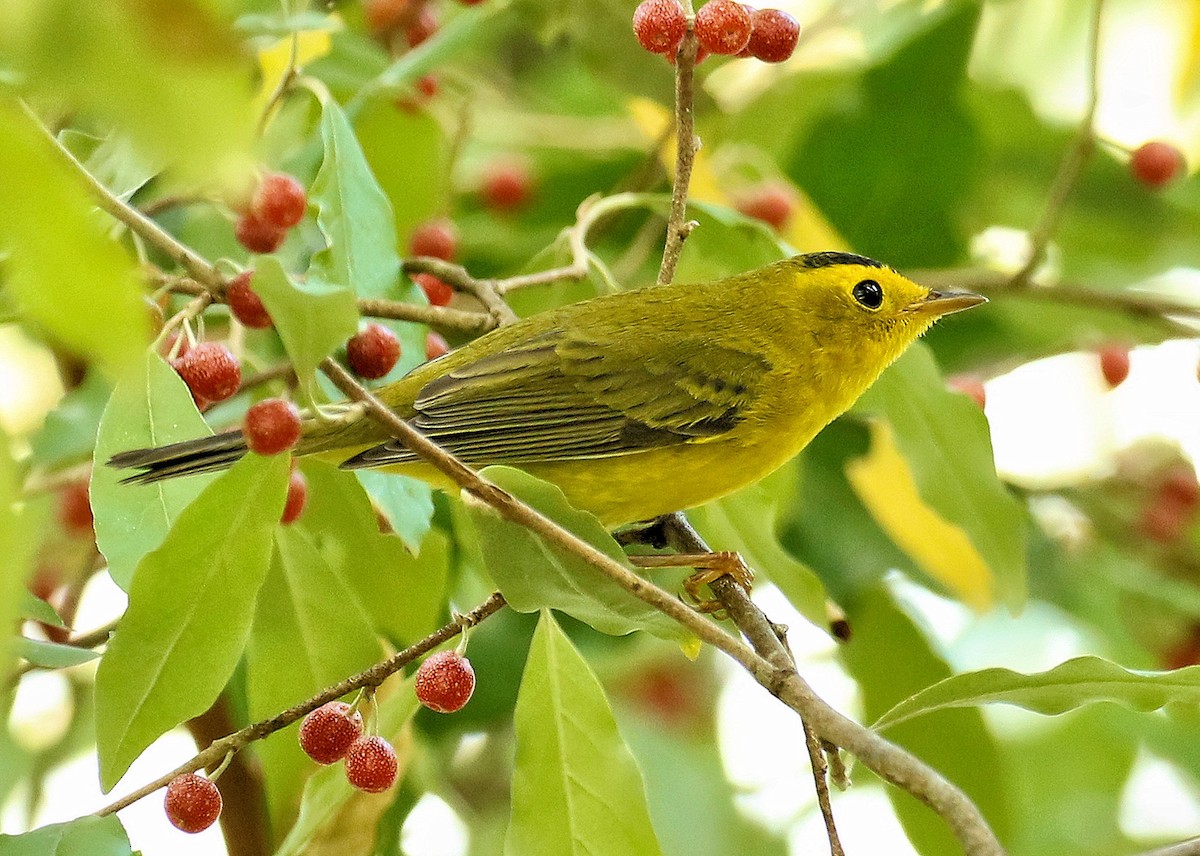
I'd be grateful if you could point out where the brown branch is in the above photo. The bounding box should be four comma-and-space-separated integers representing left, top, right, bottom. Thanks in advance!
656, 25, 700, 286
1011, 0, 1105, 286
95, 592, 507, 817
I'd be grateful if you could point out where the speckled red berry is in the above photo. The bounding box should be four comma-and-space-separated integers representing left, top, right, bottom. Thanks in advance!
746, 8, 799, 62
244, 399, 302, 456
345, 736, 398, 793
235, 212, 287, 254
172, 342, 241, 403
695, 0, 752, 55
425, 331, 449, 360
299, 701, 364, 764
252, 172, 307, 229
226, 271, 272, 329
415, 650, 475, 713
632, 0, 686, 55
164, 773, 222, 834
415, 273, 453, 307
1130, 141, 1186, 189
282, 469, 308, 525
410, 219, 457, 260
1097, 345, 1130, 389
347, 323, 402, 379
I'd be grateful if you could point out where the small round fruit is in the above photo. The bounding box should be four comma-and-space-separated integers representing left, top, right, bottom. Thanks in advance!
226, 271, 272, 329
694, 0, 752, 55
1130, 141, 1186, 189
1097, 345, 1131, 389
1139, 493, 1189, 543
415, 650, 476, 713
58, 481, 93, 538
244, 399, 302, 456
632, 0, 687, 55
299, 701, 364, 764
406, 6, 437, 47
746, 8, 799, 62
409, 218, 457, 261
736, 183, 793, 231
948, 375, 987, 409
282, 470, 308, 525
1160, 465, 1200, 512
482, 161, 533, 211
425, 331, 449, 360
164, 773, 222, 834
415, 273, 453, 307
345, 736, 399, 793
365, 0, 409, 33
172, 342, 241, 403
253, 172, 307, 229
347, 323, 402, 379
235, 212, 287, 254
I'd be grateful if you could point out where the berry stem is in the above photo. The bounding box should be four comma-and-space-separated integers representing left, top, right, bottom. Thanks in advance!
657, 21, 700, 287
208, 750, 235, 782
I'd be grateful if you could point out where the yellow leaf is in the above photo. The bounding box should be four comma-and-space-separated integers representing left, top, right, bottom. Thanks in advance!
256, 26, 335, 112
846, 421, 995, 611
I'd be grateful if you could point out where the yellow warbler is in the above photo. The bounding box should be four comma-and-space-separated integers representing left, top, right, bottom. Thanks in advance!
110, 252, 984, 527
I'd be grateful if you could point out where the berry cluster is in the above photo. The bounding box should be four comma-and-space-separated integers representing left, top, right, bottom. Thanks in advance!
298, 700, 398, 792
633, 0, 799, 65
235, 172, 308, 254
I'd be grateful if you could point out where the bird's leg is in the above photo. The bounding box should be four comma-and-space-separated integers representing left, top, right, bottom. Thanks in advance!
627, 551, 754, 614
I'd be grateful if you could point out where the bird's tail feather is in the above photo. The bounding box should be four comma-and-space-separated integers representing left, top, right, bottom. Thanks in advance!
108, 431, 248, 485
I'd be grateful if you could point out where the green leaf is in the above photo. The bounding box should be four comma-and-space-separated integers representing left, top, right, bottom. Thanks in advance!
91, 353, 217, 590
16, 637, 100, 670
0, 815, 131, 856
505, 611, 663, 856
250, 256, 358, 394
29, 371, 111, 469
354, 469, 434, 555
58, 130, 157, 205
246, 525, 382, 832
0, 103, 145, 380
19, 591, 65, 629
274, 680, 419, 856
299, 462, 446, 643
465, 466, 689, 642
873, 655, 1200, 731
841, 586, 1012, 853
310, 96, 401, 302
689, 463, 829, 632
855, 343, 1027, 608
1, 436, 37, 678
0, 0, 254, 181
94, 453, 289, 790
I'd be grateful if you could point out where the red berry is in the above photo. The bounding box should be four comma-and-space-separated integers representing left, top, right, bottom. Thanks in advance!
1160, 465, 1200, 512
299, 701, 364, 764
410, 218, 457, 260
1139, 492, 1190, 543
282, 469, 308, 525
406, 6, 437, 47
736, 183, 793, 231
1130, 141, 1186, 189
416, 74, 439, 99
746, 8, 799, 62
226, 271, 272, 329
365, 0, 409, 35
482, 161, 533, 211
252, 172, 307, 230
235, 212, 287, 254
172, 342, 241, 404
948, 375, 987, 409
425, 331, 449, 360
244, 398, 302, 456
1097, 345, 1131, 389
164, 773, 222, 834
415, 273, 453, 306
344, 736, 398, 793
632, 0, 687, 55
58, 481, 93, 538
346, 323, 402, 379
695, 0, 752, 55
415, 650, 475, 713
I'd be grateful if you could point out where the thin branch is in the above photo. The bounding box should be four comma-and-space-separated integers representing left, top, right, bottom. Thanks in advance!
657, 25, 700, 286
138, 195, 209, 218
1011, 0, 1105, 286
95, 592, 508, 817
1136, 839, 1200, 856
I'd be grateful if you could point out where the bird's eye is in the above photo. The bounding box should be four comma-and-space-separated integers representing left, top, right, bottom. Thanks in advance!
852, 279, 883, 309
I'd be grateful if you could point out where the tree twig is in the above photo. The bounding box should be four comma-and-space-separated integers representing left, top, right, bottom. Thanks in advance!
656, 25, 700, 286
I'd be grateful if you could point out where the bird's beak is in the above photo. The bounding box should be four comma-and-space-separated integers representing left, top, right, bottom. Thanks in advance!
912, 289, 988, 317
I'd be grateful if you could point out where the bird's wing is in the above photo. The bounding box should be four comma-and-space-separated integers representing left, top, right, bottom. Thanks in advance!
338, 326, 771, 469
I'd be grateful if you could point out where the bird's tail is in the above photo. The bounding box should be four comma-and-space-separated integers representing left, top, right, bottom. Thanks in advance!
107, 431, 249, 485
